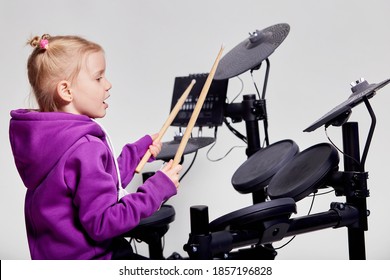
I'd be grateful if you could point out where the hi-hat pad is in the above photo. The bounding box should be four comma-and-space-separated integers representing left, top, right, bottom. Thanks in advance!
214, 23, 290, 80
156, 136, 215, 161
304, 78, 390, 132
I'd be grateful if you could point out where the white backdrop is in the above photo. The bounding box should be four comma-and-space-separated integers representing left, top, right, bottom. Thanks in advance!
1, 0, 389, 259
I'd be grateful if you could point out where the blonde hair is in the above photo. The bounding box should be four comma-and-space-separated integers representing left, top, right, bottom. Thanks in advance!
27, 34, 103, 112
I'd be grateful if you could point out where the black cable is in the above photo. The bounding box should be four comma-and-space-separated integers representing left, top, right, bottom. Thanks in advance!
230, 76, 244, 103
273, 235, 296, 250
308, 189, 335, 197
250, 66, 262, 100
307, 192, 316, 214
223, 118, 247, 143
325, 126, 362, 169
179, 150, 198, 182
206, 126, 245, 162
275, 193, 317, 250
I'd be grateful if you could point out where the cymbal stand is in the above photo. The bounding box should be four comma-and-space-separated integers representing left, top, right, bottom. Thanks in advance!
337, 96, 374, 259
287, 96, 374, 259
285, 96, 374, 259
224, 59, 270, 203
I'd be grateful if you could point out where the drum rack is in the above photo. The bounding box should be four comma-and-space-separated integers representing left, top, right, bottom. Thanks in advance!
183, 90, 378, 260
183, 125, 368, 259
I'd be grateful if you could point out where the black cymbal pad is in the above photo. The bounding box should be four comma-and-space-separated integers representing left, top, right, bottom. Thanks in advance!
214, 23, 290, 80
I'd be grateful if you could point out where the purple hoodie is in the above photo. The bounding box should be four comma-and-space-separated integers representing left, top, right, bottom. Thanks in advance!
9, 109, 177, 259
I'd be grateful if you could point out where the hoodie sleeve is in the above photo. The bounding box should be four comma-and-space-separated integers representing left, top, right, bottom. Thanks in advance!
64, 137, 177, 241
117, 135, 153, 187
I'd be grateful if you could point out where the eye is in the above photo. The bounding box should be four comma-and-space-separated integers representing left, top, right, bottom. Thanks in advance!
96, 77, 103, 82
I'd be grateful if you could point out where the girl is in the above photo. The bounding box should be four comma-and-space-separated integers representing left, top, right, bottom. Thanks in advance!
9, 34, 182, 260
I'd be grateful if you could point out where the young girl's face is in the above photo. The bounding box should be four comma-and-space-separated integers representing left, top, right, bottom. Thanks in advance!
70, 51, 112, 118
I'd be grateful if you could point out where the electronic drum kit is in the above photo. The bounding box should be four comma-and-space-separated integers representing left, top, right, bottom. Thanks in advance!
125, 23, 390, 260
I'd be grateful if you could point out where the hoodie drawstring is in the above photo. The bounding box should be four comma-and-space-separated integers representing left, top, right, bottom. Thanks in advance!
91, 119, 128, 201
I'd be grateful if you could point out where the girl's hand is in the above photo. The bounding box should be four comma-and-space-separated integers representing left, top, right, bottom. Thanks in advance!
160, 160, 182, 188
149, 133, 162, 158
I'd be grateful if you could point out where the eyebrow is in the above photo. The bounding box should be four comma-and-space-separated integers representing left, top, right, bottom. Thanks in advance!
92, 69, 105, 77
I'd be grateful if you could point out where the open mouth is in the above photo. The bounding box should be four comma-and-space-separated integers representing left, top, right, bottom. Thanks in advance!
103, 95, 110, 107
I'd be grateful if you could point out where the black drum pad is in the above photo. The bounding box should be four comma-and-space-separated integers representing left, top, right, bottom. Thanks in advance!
232, 140, 299, 194
136, 205, 175, 229
267, 143, 339, 202
209, 198, 296, 232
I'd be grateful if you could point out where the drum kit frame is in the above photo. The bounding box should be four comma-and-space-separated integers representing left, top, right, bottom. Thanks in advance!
184, 108, 371, 260
126, 23, 390, 260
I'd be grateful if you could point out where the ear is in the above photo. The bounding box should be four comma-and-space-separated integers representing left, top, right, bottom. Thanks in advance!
56, 80, 73, 103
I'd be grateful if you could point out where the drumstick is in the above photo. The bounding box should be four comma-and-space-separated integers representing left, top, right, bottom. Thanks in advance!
135, 79, 196, 173
172, 45, 225, 167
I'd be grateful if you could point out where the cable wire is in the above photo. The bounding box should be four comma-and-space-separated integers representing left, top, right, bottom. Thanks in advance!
206, 126, 245, 162
179, 150, 198, 182
325, 126, 362, 169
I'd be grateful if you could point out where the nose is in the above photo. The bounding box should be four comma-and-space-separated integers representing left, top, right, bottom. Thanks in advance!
105, 78, 112, 91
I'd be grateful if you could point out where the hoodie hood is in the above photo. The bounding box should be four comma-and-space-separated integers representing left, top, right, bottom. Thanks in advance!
9, 109, 105, 190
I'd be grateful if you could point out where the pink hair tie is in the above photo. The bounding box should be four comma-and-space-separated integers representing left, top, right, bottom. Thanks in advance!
40, 39, 49, 50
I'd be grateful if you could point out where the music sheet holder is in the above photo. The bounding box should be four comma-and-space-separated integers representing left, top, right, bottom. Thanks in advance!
304, 78, 390, 132
170, 74, 229, 128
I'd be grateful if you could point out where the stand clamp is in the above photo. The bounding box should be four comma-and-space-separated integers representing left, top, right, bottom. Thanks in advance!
329, 171, 369, 198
